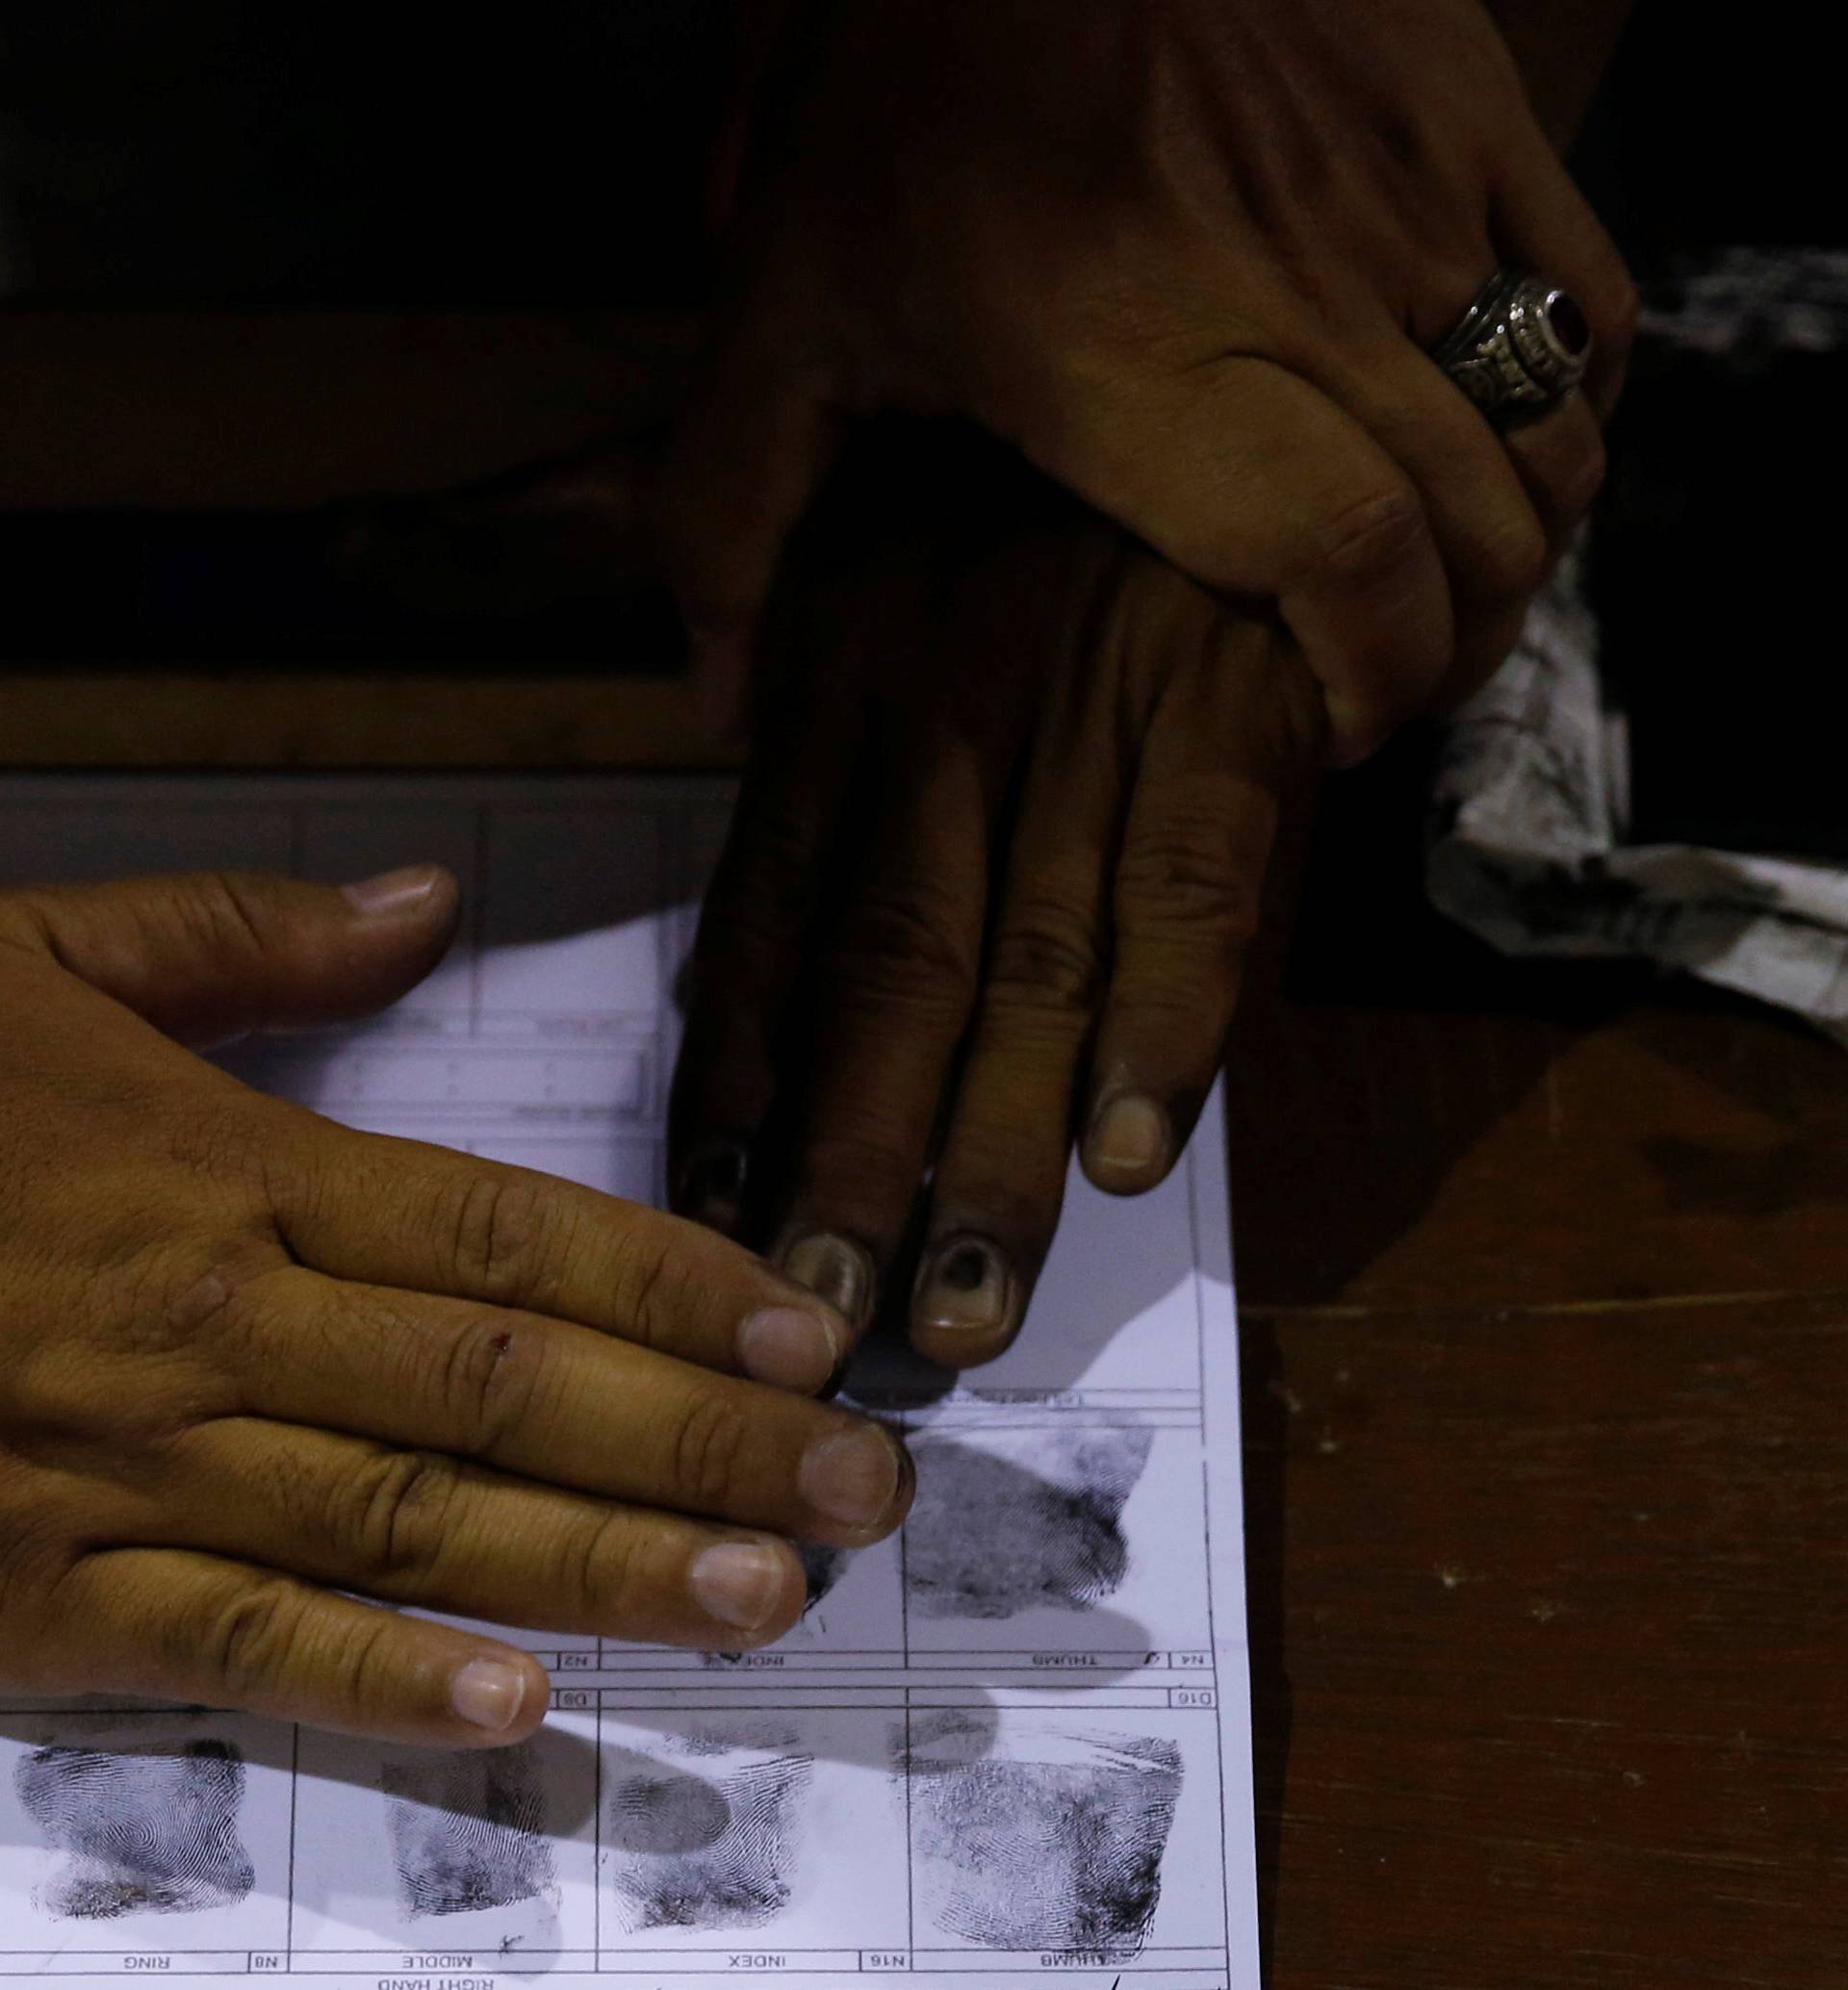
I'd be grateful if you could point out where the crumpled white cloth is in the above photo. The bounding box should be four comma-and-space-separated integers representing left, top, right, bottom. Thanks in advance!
1426, 250, 1848, 1045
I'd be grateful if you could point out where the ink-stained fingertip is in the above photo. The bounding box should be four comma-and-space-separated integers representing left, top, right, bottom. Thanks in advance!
910, 1234, 1022, 1367
909, 1314, 1023, 1370
777, 1228, 876, 1339
672, 1139, 749, 1236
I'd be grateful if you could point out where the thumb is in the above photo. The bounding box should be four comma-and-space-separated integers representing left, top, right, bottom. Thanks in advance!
0, 865, 460, 1047
654, 323, 848, 733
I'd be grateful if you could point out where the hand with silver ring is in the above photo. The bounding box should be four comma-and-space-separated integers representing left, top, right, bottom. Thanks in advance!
654, 0, 1638, 765
1433, 270, 1595, 420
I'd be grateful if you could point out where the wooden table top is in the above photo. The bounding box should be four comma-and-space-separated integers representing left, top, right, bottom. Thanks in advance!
1232, 982, 1848, 1987
1217, 765, 1848, 1985
5, 311, 1841, 1989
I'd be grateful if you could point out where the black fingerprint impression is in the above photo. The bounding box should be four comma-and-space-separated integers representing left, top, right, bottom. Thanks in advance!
380, 1748, 555, 1920
908, 1713, 1183, 1952
15, 1738, 255, 1921
605, 1724, 811, 1930
797, 1541, 844, 1613
905, 1428, 1154, 1619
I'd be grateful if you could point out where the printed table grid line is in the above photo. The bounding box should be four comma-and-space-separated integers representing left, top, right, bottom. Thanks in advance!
903, 1699, 915, 1960
0, 1694, 1222, 1715
0, 1947, 1232, 1960
580, 1699, 1222, 1712
468, 801, 491, 1035
571, 1972, 1235, 1980
591, 1659, 1201, 1670
284, 1720, 300, 1963
1198, 1458, 1235, 1973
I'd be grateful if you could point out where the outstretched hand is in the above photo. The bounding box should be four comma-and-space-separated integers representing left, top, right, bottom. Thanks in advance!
0, 868, 911, 1746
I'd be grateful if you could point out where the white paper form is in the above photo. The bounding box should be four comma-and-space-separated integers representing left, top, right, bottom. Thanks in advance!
0, 775, 1259, 1989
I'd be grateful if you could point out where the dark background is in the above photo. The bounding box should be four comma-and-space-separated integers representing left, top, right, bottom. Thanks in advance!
0, 0, 1829, 855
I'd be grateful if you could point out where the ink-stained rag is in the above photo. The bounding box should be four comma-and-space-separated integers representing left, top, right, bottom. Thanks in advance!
1428, 248, 1848, 1045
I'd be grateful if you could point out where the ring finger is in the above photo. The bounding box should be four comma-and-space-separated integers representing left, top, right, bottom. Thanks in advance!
162, 1417, 810, 1646
907, 541, 1140, 1365
756, 535, 1059, 1335
668, 534, 901, 1239
1499, 392, 1607, 560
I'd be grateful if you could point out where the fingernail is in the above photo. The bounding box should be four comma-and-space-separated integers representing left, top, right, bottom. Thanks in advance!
778, 1231, 875, 1334
737, 1306, 842, 1393
912, 1235, 1016, 1338
688, 1541, 788, 1632
799, 1424, 909, 1534
450, 1656, 527, 1733
342, 864, 446, 919
816, 1354, 853, 1404
677, 1141, 748, 1230
1087, 1093, 1169, 1178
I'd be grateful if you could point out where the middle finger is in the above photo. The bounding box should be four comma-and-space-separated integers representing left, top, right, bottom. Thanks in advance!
766, 702, 994, 1334
227, 1264, 914, 1549
759, 537, 1057, 1333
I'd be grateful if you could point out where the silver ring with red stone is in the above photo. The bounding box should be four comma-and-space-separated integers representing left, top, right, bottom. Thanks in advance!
1431, 271, 1593, 421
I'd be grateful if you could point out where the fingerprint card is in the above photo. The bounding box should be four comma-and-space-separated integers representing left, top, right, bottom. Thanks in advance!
0, 774, 1259, 1990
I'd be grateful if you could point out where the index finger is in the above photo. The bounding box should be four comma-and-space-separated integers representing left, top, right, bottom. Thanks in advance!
230, 1266, 915, 1550
266, 1111, 851, 1396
